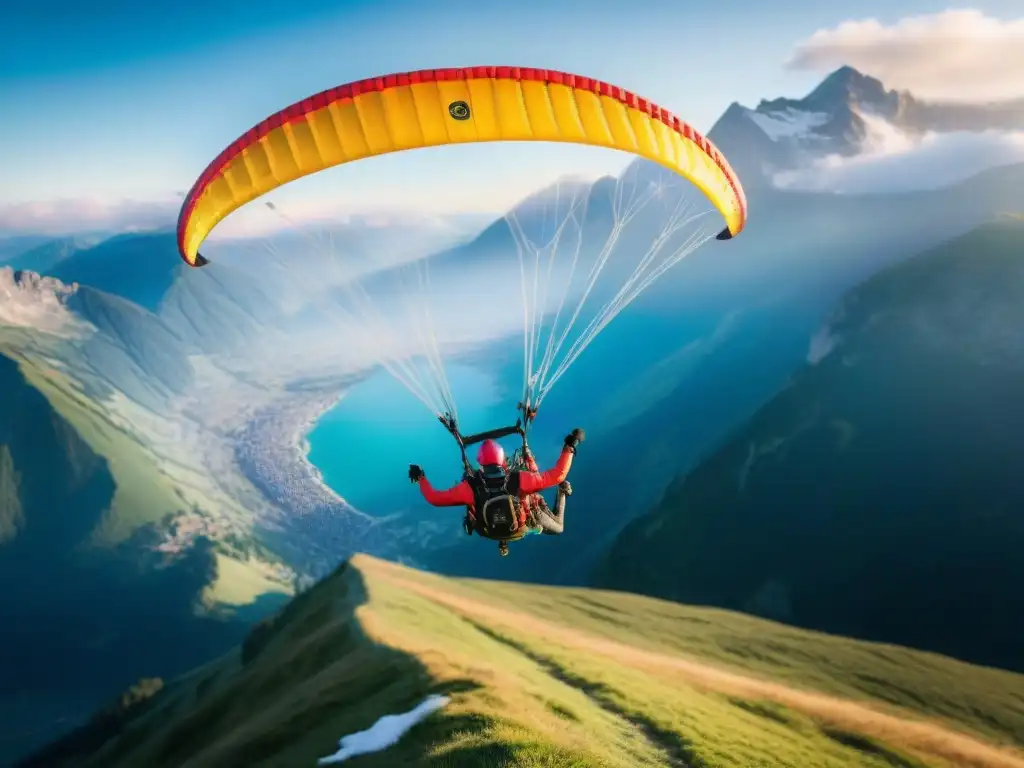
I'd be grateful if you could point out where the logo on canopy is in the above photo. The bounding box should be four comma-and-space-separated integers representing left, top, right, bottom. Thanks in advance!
448, 101, 471, 120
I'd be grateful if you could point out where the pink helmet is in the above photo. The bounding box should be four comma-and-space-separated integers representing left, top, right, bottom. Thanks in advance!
476, 439, 505, 467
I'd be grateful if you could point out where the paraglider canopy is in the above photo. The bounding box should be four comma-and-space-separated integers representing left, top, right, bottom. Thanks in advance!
175, 65, 749, 446
177, 66, 747, 269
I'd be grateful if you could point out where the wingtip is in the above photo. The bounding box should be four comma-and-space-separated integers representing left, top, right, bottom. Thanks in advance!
715, 226, 734, 241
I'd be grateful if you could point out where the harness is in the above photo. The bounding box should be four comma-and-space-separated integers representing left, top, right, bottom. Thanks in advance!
464, 468, 526, 539
441, 403, 537, 545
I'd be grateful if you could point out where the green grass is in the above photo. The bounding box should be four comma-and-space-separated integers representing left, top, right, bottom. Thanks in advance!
205, 553, 292, 608
4, 349, 293, 604
31, 555, 1024, 768
14, 354, 182, 544
438, 577, 1024, 749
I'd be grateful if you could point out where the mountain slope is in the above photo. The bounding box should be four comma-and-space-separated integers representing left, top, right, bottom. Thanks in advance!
593, 221, 1024, 672
157, 259, 282, 355
0, 236, 53, 265
0, 352, 113, 550
67, 286, 195, 411
0, 344, 293, 764
23, 554, 1024, 768
48, 233, 183, 312
3, 237, 99, 275
45, 215, 488, 360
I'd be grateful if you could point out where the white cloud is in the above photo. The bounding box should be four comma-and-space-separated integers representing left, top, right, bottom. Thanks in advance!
787, 9, 1024, 102
0, 192, 496, 254
774, 115, 1024, 194
0, 268, 88, 337
0, 198, 178, 237
208, 198, 492, 242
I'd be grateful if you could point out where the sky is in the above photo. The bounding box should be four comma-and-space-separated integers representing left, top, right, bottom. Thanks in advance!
2, 0, 1023, 234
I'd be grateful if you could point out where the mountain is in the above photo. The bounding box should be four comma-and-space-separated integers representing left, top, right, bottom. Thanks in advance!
0, 275, 300, 765
0, 235, 53, 265
34, 231, 288, 354
0, 344, 295, 765
68, 286, 197, 412
593, 221, 1024, 673
152, 257, 285, 357
10, 230, 300, 367
31, 216, 486, 367
708, 65, 1024, 184
48, 232, 184, 313
2, 237, 104, 274
22, 554, 1024, 768
1, 268, 195, 415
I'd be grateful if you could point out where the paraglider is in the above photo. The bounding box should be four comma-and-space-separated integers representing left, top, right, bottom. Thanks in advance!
410, 428, 583, 557
176, 66, 748, 556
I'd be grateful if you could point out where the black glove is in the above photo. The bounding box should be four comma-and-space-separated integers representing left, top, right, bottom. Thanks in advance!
408, 464, 424, 483
563, 427, 585, 452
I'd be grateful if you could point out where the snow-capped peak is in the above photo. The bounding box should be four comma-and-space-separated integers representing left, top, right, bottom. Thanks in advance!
707, 65, 1024, 185
712, 67, 909, 171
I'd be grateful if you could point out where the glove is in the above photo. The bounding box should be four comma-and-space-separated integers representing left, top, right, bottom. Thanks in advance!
563, 427, 585, 452
408, 464, 424, 483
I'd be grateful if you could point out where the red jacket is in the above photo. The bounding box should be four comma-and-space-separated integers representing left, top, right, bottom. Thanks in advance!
417, 447, 573, 513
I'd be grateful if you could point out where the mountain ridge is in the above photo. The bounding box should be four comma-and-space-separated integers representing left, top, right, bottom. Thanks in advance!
20, 554, 1024, 768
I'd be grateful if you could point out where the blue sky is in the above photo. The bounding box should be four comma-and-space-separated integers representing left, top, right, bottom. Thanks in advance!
2, 0, 1021, 231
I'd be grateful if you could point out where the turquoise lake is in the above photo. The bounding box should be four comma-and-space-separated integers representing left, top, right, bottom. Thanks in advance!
306, 362, 526, 514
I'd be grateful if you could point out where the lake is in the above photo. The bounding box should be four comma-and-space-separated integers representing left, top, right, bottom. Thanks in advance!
306, 362, 524, 514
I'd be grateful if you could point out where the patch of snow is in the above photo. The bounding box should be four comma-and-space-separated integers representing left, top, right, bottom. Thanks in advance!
316, 694, 450, 765
747, 107, 830, 141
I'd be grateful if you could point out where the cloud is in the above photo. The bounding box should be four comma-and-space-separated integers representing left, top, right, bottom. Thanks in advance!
773, 113, 1024, 194
0, 198, 178, 237
787, 9, 1024, 102
208, 198, 491, 242
0, 192, 495, 253
0, 268, 88, 337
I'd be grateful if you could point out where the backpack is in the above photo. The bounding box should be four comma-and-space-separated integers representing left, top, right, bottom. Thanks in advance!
465, 468, 524, 539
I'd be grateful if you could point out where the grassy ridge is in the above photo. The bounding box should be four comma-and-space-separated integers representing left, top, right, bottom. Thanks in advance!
32, 555, 1024, 768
